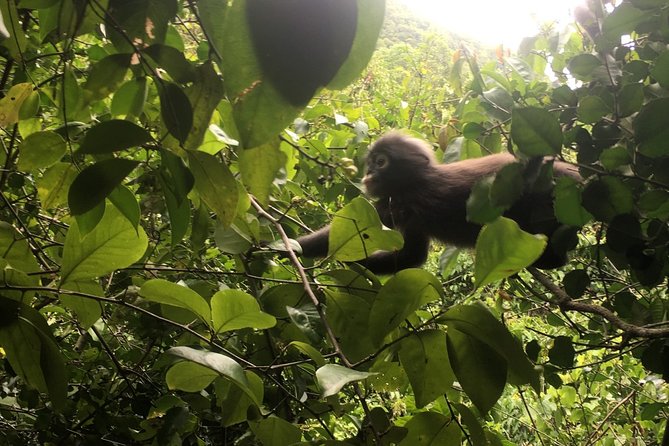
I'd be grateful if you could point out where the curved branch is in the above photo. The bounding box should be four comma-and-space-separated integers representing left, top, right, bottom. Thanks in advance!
529, 268, 669, 339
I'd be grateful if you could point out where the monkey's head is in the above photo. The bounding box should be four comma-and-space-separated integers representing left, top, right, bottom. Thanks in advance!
363, 132, 436, 198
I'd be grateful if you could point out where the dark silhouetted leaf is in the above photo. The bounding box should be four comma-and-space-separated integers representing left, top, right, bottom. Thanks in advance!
68, 158, 139, 215
78, 120, 151, 154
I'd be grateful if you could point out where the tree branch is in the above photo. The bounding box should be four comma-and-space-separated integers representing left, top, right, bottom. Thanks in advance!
528, 268, 669, 339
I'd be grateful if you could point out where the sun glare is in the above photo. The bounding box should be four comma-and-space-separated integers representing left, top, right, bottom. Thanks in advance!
398, 0, 586, 49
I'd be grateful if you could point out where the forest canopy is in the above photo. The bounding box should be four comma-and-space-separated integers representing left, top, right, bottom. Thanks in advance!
0, 0, 667, 444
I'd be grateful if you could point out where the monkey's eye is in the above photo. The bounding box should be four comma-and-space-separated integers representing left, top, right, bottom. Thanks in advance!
374, 154, 389, 169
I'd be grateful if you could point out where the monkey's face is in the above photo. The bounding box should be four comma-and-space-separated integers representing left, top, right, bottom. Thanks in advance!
362, 151, 390, 197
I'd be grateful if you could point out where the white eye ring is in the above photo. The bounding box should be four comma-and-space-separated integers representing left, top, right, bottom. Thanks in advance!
375, 154, 388, 169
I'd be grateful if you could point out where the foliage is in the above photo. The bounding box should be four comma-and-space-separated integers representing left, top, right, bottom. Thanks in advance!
0, 0, 667, 445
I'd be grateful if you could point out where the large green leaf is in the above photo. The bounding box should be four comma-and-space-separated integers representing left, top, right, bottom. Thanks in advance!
78, 120, 152, 154
581, 177, 634, 222
83, 53, 132, 103
238, 141, 285, 206
187, 151, 239, 228
634, 98, 669, 158
246, 0, 357, 106
60, 205, 148, 284
0, 296, 67, 412
215, 371, 264, 427
249, 417, 303, 446
184, 62, 225, 150
37, 163, 78, 210
315, 364, 374, 398
221, 0, 301, 148
399, 330, 455, 408
324, 291, 375, 363
59, 280, 103, 329
440, 304, 540, 392
166, 346, 260, 405
511, 107, 563, 156
0, 222, 41, 279
474, 217, 547, 288
158, 82, 193, 144
446, 327, 506, 414
328, 197, 403, 261
554, 177, 593, 226
211, 289, 276, 333
17, 131, 66, 172
398, 412, 461, 446
368, 269, 442, 346
166, 361, 218, 392
68, 158, 139, 215
139, 279, 211, 324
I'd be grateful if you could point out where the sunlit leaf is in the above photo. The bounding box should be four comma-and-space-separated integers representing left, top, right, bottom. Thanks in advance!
328, 197, 403, 261
139, 279, 211, 323
61, 205, 148, 283
211, 289, 276, 333
187, 151, 239, 228
474, 217, 547, 287
17, 131, 66, 172
315, 364, 374, 398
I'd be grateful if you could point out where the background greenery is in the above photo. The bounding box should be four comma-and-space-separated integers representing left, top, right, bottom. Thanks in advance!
0, 0, 667, 444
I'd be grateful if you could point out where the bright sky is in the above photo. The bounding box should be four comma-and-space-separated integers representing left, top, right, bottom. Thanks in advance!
399, 0, 585, 49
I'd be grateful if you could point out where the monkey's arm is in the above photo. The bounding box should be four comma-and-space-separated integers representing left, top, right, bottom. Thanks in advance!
295, 226, 331, 258
359, 226, 430, 275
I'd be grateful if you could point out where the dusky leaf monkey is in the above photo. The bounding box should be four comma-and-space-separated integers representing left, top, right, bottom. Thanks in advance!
296, 133, 580, 274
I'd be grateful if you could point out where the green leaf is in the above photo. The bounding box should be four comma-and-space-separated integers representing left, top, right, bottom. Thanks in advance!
328, 0, 385, 89
554, 177, 593, 226
0, 222, 41, 279
158, 82, 193, 144
466, 176, 505, 225
634, 98, 669, 158
399, 330, 455, 408
83, 53, 132, 103
577, 96, 611, 124
474, 217, 547, 288
567, 54, 602, 81
108, 185, 141, 230
196, 0, 228, 61
166, 346, 260, 405
61, 205, 148, 283
184, 61, 226, 150
399, 412, 461, 446
139, 279, 211, 324
215, 371, 264, 427
511, 107, 563, 156
368, 269, 442, 346
602, 3, 649, 45
0, 296, 67, 412
563, 270, 590, 299
166, 361, 218, 392
107, 0, 177, 52
581, 177, 634, 221
0, 1, 26, 59
288, 341, 326, 368
221, 0, 303, 148
187, 151, 239, 228
68, 158, 139, 215
453, 403, 487, 446
111, 78, 148, 118
440, 304, 540, 392
639, 190, 669, 219
325, 291, 375, 363
74, 202, 105, 237
246, 0, 357, 106
17, 131, 66, 172
490, 163, 524, 208
249, 417, 303, 446
315, 364, 374, 398
548, 336, 575, 368
618, 83, 644, 117
238, 141, 285, 206
446, 327, 506, 414
211, 289, 276, 333
142, 44, 196, 84
37, 163, 78, 210
59, 280, 103, 328
78, 120, 151, 154
328, 197, 403, 261
0, 83, 33, 128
